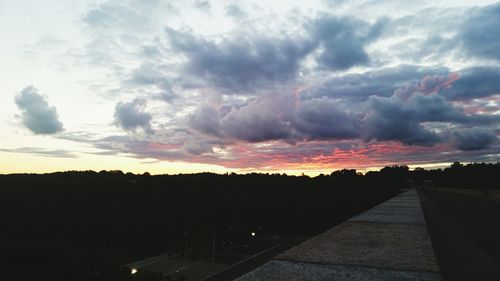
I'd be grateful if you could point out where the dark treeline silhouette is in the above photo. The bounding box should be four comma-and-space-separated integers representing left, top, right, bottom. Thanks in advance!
0, 162, 498, 280
409, 162, 499, 190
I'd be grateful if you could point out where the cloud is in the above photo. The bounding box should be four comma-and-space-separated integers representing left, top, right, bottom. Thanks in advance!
80, 0, 177, 67
159, 14, 387, 94
441, 67, 500, 100
220, 93, 297, 142
126, 63, 178, 101
183, 137, 214, 155
376, 7, 465, 64
194, 0, 211, 13
361, 73, 478, 146
189, 105, 224, 137
310, 15, 387, 70
185, 68, 498, 151
303, 65, 449, 101
127, 63, 166, 85
362, 94, 442, 146
14, 86, 63, 135
323, 0, 350, 7
189, 94, 297, 143
0, 147, 76, 158
451, 128, 497, 151
393, 72, 460, 100
83, 0, 176, 32
114, 98, 154, 134
164, 27, 316, 93
44, 1, 500, 170
84, 4, 141, 29
225, 4, 247, 19
305, 65, 500, 105
460, 3, 500, 61
189, 92, 361, 144
293, 98, 361, 140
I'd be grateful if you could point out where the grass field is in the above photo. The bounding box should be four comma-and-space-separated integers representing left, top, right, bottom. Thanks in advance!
437, 188, 500, 202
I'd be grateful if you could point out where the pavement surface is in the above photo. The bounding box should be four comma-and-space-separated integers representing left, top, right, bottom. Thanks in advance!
235, 190, 441, 281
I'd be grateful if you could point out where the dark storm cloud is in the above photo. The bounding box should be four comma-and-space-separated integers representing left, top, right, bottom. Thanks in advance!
164, 27, 316, 93
189, 94, 361, 143
362, 95, 442, 146
451, 128, 497, 151
220, 94, 297, 142
460, 3, 500, 61
162, 14, 386, 93
114, 98, 154, 134
304, 65, 450, 101
441, 67, 500, 100
186, 67, 498, 149
306, 65, 500, 105
189, 106, 223, 137
403, 93, 466, 122
360, 72, 486, 146
293, 98, 361, 140
14, 86, 63, 135
310, 15, 387, 70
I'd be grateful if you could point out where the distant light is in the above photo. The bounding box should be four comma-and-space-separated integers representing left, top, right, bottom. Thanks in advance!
131, 268, 138, 275
251, 232, 255, 236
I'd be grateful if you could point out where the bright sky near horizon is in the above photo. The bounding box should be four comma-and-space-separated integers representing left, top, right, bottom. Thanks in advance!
0, 0, 499, 175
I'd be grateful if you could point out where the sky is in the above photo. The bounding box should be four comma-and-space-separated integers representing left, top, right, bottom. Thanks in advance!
0, 0, 499, 175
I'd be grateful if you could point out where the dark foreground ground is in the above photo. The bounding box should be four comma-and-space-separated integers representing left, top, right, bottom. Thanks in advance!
421, 190, 500, 281
0, 170, 402, 281
0, 163, 498, 280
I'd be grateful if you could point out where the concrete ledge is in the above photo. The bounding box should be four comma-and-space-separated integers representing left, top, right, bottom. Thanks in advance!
236, 260, 440, 281
348, 208, 425, 224
276, 222, 438, 272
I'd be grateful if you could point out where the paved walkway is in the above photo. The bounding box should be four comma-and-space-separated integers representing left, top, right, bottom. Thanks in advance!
235, 190, 441, 280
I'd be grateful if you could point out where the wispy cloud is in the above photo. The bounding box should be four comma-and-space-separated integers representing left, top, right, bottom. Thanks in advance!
0, 147, 76, 158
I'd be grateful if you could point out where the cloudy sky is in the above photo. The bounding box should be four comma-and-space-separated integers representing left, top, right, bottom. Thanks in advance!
1, 0, 499, 175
